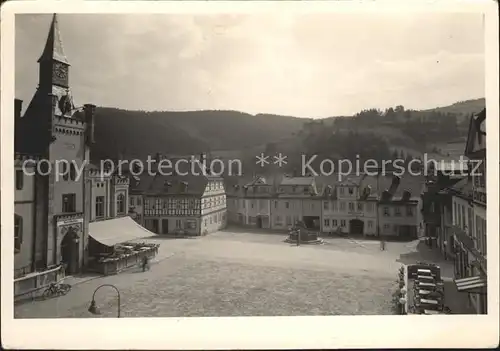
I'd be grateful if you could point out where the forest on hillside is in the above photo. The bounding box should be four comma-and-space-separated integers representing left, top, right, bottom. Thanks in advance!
243, 103, 481, 176
90, 98, 484, 171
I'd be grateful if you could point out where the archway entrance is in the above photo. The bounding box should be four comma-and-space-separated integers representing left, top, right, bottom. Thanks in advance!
256, 216, 263, 228
61, 228, 80, 275
349, 219, 364, 236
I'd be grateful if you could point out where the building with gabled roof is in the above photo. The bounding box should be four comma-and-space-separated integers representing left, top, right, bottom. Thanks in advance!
128, 172, 227, 236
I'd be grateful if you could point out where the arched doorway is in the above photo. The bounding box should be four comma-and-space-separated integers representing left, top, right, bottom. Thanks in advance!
256, 216, 263, 228
60, 227, 80, 274
349, 219, 364, 235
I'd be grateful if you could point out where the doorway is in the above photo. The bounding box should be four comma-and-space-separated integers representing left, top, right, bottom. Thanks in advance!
60, 228, 79, 274
151, 219, 159, 234
256, 216, 263, 228
162, 219, 169, 234
349, 219, 364, 235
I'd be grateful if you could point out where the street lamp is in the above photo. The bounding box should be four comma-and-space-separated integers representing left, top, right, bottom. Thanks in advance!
88, 284, 121, 318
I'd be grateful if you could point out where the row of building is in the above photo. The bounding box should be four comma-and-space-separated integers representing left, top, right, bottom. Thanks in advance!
421, 107, 487, 314
224, 172, 425, 239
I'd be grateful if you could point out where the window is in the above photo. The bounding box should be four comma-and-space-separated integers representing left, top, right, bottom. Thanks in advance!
383, 207, 390, 216
210, 217, 213, 224
285, 202, 289, 209
348, 202, 354, 211
62, 193, 76, 213
130, 197, 135, 206
461, 206, 466, 230
62, 162, 69, 181
348, 187, 354, 195
368, 220, 373, 228
340, 202, 346, 211
332, 201, 338, 211
204, 219, 208, 226
395, 207, 401, 216
324, 219, 330, 227
339, 187, 344, 195
286, 216, 292, 225
137, 197, 142, 206
14, 214, 23, 253
274, 201, 278, 209
467, 208, 473, 236
453, 202, 458, 225
406, 206, 414, 217
69, 163, 77, 181
15, 170, 24, 190
186, 219, 197, 229
95, 196, 105, 218
324, 202, 329, 210
176, 220, 182, 229
384, 224, 390, 230
251, 201, 254, 209
311, 203, 315, 210
357, 202, 363, 211
340, 219, 346, 227
332, 219, 338, 226
117, 194, 125, 214
366, 203, 372, 212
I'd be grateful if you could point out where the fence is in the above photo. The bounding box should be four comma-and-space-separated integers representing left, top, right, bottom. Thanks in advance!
14, 265, 65, 303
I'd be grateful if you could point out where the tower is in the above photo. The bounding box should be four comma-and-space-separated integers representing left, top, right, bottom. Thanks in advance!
38, 14, 70, 92
20, 14, 96, 273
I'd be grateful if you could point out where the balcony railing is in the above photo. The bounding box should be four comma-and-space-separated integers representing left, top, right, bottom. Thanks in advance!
450, 225, 486, 273
473, 189, 486, 205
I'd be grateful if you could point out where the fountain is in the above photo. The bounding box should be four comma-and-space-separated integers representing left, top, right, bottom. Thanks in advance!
285, 221, 323, 245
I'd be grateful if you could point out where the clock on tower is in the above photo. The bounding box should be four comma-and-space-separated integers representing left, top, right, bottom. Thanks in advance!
53, 62, 69, 87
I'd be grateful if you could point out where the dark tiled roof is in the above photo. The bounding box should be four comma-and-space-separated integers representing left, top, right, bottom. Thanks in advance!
280, 177, 315, 186
360, 174, 425, 201
130, 174, 210, 196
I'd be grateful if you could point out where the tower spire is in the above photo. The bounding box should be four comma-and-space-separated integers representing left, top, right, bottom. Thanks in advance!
37, 14, 70, 65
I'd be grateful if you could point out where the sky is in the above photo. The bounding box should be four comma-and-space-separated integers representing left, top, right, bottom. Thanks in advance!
15, 13, 485, 118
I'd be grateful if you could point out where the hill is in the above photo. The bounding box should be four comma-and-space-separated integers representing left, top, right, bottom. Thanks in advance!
423, 98, 485, 116
91, 108, 305, 161
90, 98, 485, 163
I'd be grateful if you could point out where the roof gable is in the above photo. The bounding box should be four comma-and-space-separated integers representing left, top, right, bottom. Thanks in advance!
465, 108, 486, 156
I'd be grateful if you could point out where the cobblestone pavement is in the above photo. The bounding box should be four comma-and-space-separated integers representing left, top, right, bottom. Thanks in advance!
14, 230, 458, 318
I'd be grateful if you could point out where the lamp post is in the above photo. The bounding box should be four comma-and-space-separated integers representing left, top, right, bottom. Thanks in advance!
88, 284, 121, 318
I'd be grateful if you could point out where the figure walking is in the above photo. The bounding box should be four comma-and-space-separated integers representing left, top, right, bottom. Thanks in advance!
142, 255, 150, 272
380, 237, 386, 251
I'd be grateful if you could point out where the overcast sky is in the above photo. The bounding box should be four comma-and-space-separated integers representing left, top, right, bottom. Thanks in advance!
15, 13, 485, 118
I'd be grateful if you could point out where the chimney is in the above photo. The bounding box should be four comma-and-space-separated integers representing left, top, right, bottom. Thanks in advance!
382, 190, 392, 201
15, 99, 23, 120
389, 175, 400, 195
155, 153, 162, 163
402, 190, 411, 201
84, 104, 96, 144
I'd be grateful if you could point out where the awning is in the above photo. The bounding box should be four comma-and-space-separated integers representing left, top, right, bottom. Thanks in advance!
454, 276, 487, 293
89, 216, 156, 247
